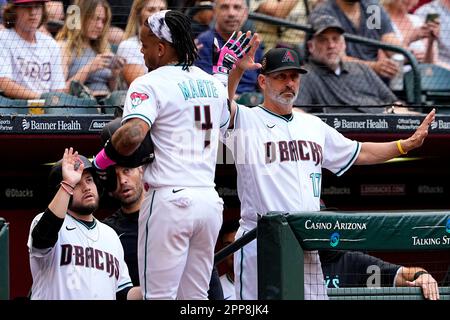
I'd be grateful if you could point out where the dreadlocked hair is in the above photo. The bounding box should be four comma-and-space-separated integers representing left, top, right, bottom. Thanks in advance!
164, 10, 198, 70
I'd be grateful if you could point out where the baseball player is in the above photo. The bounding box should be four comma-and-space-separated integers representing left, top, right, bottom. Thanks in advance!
93, 10, 230, 299
28, 148, 141, 299
216, 33, 436, 299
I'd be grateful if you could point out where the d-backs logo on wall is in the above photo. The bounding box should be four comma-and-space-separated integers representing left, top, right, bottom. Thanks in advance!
130, 92, 149, 109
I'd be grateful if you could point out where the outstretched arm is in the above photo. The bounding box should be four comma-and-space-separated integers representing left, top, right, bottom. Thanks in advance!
226, 32, 261, 127
395, 267, 439, 300
355, 109, 435, 165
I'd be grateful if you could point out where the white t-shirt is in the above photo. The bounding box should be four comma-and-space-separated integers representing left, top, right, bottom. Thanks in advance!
28, 213, 133, 300
0, 29, 66, 94
117, 36, 145, 66
223, 105, 360, 231
392, 14, 427, 54
122, 65, 230, 188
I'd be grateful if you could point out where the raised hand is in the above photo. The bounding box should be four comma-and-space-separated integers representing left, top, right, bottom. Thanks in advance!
212, 31, 253, 75
61, 147, 84, 187
402, 108, 436, 152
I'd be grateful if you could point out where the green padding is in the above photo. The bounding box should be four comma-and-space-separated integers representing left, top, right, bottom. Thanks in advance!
328, 287, 450, 300
258, 214, 304, 299
0, 218, 9, 300
278, 210, 450, 251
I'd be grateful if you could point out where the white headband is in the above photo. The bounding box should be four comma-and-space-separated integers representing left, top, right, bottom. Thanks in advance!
147, 10, 173, 43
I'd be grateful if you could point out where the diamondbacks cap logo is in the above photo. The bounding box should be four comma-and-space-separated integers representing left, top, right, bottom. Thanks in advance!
282, 51, 295, 63
130, 92, 149, 109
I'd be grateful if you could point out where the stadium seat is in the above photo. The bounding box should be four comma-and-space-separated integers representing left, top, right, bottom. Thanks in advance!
235, 92, 264, 107
0, 96, 29, 115
404, 64, 450, 111
101, 90, 127, 115
41, 92, 100, 115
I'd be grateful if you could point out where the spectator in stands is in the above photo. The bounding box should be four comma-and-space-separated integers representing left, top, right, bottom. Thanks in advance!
185, 0, 214, 38
57, 0, 125, 99
415, 0, 450, 67
295, 15, 415, 114
248, 0, 317, 51
0, 0, 66, 100
117, 0, 167, 86
384, 0, 440, 65
320, 250, 440, 300
218, 221, 238, 300
195, 0, 264, 96
310, 0, 402, 80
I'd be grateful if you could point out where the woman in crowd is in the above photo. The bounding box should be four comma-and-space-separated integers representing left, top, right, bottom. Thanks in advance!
57, 0, 124, 99
384, 0, 440, 64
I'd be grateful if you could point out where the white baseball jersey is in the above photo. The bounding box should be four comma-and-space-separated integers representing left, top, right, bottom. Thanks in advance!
0, 29, 66, 94
28, 213, 133, 300
224, 105, 361, 300
122, 65, 230, 188
224, 105, 360, 230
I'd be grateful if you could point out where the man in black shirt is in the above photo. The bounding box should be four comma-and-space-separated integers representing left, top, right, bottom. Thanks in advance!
103, 166, 144, 286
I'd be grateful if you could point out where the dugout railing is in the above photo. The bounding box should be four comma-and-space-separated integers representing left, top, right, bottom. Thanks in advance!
257, 211, 450, 300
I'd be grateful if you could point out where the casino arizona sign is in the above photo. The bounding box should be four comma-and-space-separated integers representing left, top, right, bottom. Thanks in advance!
304, 220, 367, 230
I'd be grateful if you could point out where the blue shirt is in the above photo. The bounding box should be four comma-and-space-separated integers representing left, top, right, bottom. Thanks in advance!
310, 0, 394, 61
195, 29, 264, 95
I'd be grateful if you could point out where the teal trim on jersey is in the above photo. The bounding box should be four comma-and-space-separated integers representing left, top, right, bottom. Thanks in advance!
117, 281, 132, 291
220, 114, 231, 128
336, 142, 361, 176
143, 190, 156, 300
68, 214, 97, 230
122, 114, 153, 127
239, 230, 246, 300
229, 104, 240, 131
257, 105, 293, 122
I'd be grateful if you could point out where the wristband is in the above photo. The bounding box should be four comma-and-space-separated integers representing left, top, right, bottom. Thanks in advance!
60, 183, 74, 196
61, 181, 75, 190
396, 140, 407, 155
413, 271, 428, 281
94, 148, 116, 169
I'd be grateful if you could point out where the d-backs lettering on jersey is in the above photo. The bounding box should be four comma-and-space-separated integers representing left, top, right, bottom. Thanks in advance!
122, 65, 230, 188
265, 139, 323, 164
223, 106, 360, 230
28, 214, 132, 300
60, 244, 120, 279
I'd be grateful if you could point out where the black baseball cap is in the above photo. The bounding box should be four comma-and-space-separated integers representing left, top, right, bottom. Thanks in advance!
310, 15, 345, 36
260, 48, 307, 75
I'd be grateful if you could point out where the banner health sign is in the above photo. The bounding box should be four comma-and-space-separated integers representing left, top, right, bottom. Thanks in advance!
270, 211, 450, 251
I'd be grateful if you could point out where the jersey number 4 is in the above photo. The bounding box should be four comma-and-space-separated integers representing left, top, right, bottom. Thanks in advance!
194, 105, 213, 148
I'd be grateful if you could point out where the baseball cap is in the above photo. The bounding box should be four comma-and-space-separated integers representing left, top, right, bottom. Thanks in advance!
310, 15, 345, 36
260, 48, 307, 75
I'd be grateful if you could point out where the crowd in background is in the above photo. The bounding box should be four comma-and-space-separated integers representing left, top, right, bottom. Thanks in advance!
0, 0, 449, 114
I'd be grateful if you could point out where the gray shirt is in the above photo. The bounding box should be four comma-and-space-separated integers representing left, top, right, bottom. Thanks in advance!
415, 0, 450, 65
68, 47, 112, 94
294, 60, 397, 113
310, 0, 395, 61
